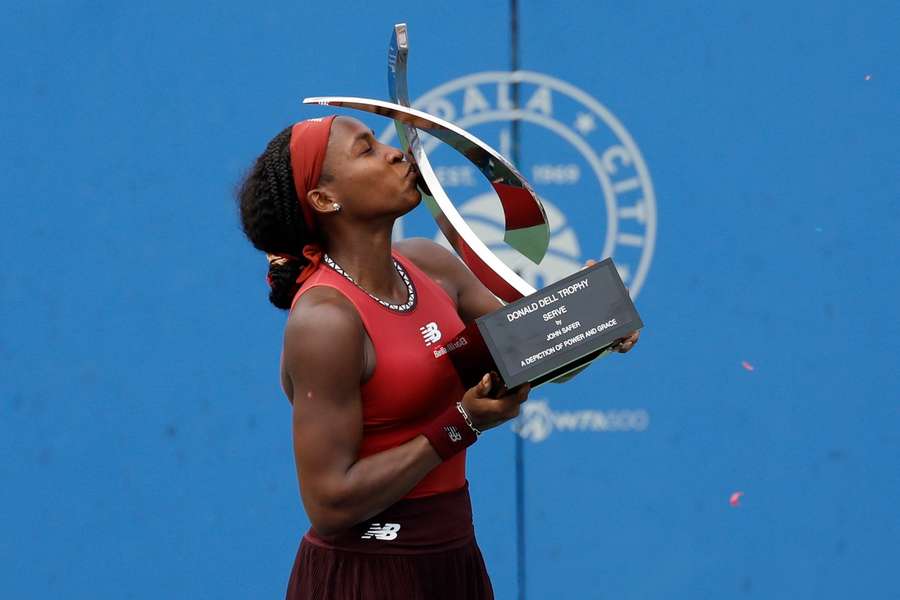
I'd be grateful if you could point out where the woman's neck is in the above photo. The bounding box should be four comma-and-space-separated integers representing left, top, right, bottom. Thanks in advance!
324, 223, 405, 301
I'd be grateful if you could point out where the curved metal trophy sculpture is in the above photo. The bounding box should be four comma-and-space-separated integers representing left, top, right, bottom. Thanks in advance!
303, 24, 643, 388
304, 24, 549, 303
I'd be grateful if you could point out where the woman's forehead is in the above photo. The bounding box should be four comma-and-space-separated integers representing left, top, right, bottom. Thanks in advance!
327, 117, 376, 160
331, 116, 370, 139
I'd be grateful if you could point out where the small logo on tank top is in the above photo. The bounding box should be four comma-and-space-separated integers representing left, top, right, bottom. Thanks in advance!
433, 335, 468, 358
361, 523, 401, 541
419, 321, 442, 346
444, 425, 463, 442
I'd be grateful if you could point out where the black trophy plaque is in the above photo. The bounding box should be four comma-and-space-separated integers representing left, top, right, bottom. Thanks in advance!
447, 258, 643, 390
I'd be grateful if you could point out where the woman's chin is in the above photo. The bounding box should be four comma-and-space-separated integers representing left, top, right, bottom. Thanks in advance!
402, 189, 423, 213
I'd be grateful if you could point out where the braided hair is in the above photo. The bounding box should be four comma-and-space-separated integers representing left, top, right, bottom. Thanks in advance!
237, 126, 331, 309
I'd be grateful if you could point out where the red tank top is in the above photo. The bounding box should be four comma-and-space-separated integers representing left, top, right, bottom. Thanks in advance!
291, 249, 468, 498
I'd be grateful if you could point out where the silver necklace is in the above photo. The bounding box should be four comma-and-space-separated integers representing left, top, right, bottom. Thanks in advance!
323, 253, 416, 312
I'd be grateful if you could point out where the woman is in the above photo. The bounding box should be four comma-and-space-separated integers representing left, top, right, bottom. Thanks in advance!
237, 115, 639, 599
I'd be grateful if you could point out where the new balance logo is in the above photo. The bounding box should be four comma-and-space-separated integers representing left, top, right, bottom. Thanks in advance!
445, 425, 462, 442
419, 322, 442, 346
361, 523, 401, 541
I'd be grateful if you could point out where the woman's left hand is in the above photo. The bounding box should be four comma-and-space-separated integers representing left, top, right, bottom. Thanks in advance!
583, 259, 641, 354
612, 330, 640, 353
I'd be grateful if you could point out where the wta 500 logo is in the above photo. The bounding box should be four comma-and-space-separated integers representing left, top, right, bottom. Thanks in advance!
512, 400, 649, 443
380, 70, 656, 298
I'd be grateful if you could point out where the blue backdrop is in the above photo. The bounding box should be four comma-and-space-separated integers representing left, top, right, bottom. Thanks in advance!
2, 1, 898, 598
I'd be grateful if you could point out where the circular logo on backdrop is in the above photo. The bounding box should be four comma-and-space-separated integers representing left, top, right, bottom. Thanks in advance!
379, 70, 656, 297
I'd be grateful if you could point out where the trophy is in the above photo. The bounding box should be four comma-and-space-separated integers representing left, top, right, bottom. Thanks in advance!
304, 23, 642, 389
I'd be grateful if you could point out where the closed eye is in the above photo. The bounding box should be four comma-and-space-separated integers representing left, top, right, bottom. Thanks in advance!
353, 130, 378, 156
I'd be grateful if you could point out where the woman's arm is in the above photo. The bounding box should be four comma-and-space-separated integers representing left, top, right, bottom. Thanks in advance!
284, 286, 527, 536
284, 287, 442, 536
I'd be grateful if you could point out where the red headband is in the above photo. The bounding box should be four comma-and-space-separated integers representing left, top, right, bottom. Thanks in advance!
289, 115, 337, 233
268, 115, 336, 294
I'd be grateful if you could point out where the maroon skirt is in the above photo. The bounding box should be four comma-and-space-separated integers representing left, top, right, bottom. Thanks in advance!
285, 483, 493, 600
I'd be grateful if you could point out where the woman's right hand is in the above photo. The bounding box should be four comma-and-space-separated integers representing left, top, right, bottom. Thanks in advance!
461, 372, 531, 432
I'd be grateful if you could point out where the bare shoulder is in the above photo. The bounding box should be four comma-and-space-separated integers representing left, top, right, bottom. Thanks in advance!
289, 282, 360, 323
285, 287, 364, 350
283, 287, 366, 389
396, 237, 502, 323
394, 237, 463, 276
